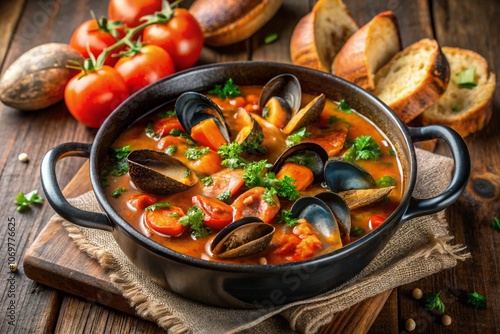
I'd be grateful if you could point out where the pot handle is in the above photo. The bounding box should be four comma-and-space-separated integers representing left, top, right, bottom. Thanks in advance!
41, 142, 113, 232
401, 125, 470, 222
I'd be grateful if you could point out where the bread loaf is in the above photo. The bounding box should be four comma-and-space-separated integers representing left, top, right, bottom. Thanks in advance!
333, 11, 401, 91
419, 47, 496, 137
374, 38, 450, 123
290, 0, 358, 72
189, 0, 282, 46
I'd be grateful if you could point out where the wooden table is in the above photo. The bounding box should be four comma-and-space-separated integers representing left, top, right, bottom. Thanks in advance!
1, 0, 498, 333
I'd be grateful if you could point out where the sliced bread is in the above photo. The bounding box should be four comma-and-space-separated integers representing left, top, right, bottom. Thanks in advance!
419, 47, 496, 137
374, 38, 450, 123
290, 0, 358, 72
333, 11, 401, 91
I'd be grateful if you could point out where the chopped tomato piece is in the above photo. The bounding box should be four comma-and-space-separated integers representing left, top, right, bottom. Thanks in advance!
192, 195, 233, 231
190, 118, 228, 151
157, 135, 187, 150
201, 168, 245, 198
144, 206, 187, 236
273, 220, 323, 261
276, 163, 314, 191
232, 186, 280, 223
127, 194, 157, 211
188, 150, 224, 175
153, 117, 184, 136
368, 215, 386, 230
306, 131, 347, 157
229, 96, 246, 109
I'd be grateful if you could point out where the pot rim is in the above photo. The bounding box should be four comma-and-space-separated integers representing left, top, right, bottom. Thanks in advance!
90, 61, 417, 273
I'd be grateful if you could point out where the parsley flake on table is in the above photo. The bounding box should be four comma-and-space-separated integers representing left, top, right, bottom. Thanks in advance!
208, 78, 241, 99
493, 217, 500, 231
465, 291, 487, 309
179, 206, 212, 239
15, 190, 44, 212
424, 291, 445, 313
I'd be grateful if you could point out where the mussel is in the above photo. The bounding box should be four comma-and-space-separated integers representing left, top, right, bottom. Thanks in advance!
234, 109, 264, 151
210, 217, 275, 259
259, 74, 302, 117
324, 159, 376, 193
315, 191, 351, 244
271, 142, 328, 184
128, 149, 198, 195
282, 93, 326, 135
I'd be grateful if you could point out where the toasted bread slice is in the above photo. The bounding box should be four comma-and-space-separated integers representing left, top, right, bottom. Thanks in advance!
333, 11, 401, 91
419, 47, 496, 137
374, 38, 450, 123
290, 0, 358, 72
189, 0, 282, 46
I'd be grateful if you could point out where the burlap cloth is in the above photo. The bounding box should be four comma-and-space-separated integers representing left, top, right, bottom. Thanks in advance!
56, 148, 470, 333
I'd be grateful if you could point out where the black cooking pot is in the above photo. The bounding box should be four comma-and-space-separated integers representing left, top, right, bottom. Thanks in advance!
41, 62, 470, 308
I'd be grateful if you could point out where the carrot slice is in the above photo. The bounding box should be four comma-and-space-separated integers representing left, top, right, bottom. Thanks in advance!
192, 195, 233, 231
127, 194, 157, 211
276, 163, 314, 191
153, 117, 184, 136
190, 118, 228, 151
232, 186, 280, 223
144, 206, 187, 236
201, 168, 245, 198
188, 150, 224, 175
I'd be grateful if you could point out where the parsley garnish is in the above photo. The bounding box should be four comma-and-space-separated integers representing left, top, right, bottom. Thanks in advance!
201, 176, 213, 186
101, 145, 132, 187
216, 191, 232, 202
493, 217, 500, 231
165, 145, 177, 156
452, 105, 462, 112
145, 202, 172, 211
376, 176, 396, 187
465, 291, 487, 309
388, 149, 396, 156
169, 128, 198, 146
337, 99, 352, 113
279, 209, 299, 227
179, 206, 212, 239
185, 147, 210, 161
262, 106, 270, 118
218, 142, 247, 169
264, 33, 278, 44
112, 187, 127, 198
184, 168, 191, 178
285, 127, 312, 147
328, 115, 353, 127
208, 78, 241, 99
159, 110, 176, 118
146, 123, 161, 139
350, 226, 366, 237
263, 187, 278, 205
342, 135, 382, 161
170, 212, 179, 218
15, 190, 43, 212
285, 152, 317, 171
424, 291, 445, 313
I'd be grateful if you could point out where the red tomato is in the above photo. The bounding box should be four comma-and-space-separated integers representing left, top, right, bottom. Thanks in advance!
201, 168, 245, 198
143, 8, 204, 71
70, 19, 121, 66
127, 194, 157, 211
114, 45, 175, 94
368, 215, 386, 230
108, 0, 162, 28
64, 66, 130, 128
152, 117, 184, 136
144, 206, 187, 236
232, 187, 281, 223
192, 195, 233, 231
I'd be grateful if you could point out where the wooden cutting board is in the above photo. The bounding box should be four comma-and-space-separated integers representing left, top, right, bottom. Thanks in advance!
23, 162, 391, 333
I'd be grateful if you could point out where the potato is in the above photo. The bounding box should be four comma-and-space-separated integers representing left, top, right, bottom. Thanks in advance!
0, 43, 84, 110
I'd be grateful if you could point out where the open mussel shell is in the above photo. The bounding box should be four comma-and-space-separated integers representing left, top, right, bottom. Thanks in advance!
324, 159, 376, 193
282, 93, 326, 135
339, 186, 395, 210
128, 149, 198, 195
271, 142, 328, 183
290, 197, 342, 244
210, 217, 275, 259
175, 91, 231, 142
315, 192, 351, 244
259, 74, 301, 115
234, 109, 264, 151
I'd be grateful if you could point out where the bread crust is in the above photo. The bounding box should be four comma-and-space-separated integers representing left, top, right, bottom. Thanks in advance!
374, 39, 450, 124
189, 0, 282, 46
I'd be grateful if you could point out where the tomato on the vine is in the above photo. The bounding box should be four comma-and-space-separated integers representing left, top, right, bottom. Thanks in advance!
114, 45, 175, 94
70, 18, 122, 66
64, 65, 129, 128
108, 0, 163, 29
143, 8, 204, 71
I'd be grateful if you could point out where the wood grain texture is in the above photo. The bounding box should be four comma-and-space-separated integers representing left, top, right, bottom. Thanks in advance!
0, 1, 26, 70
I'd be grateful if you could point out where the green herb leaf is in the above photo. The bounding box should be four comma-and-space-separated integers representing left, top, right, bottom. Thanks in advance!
343, 135, 382, 161
159, 110, 176, 118
165, 145, 177, 156
218, 142, 247, 169
262, 106, 270, 118
376, 176, 396, 188
337, 99, 352, 113
452, 105, 462, 112
493, 217, 500, 231
208, 78, 241, 99
285, 127, 312, 147
112, 187, 127, 198
263, 187, 278, 205
185, 147, 210, 161
216, 191, 232, 202
424, 291, 445, 313
101, 145, 132, 185
388, 149, 396, 156
145, 202, 172, 212
146, 123, 161, 139
169, 212, 179, 218
264, 33, 278, 44
169, 128, 198, 146
457, 67, 477, 89
465, 291, 487, 309
179, 206, 212, 239
112, 145, 132, 160
350, 226, 366, 237
15, 190, 44, 212
201, 176, 213, 186
279, 209, 299, 227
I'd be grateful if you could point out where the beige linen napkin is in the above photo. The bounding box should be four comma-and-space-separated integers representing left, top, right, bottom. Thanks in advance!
57, 148, 470, 333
